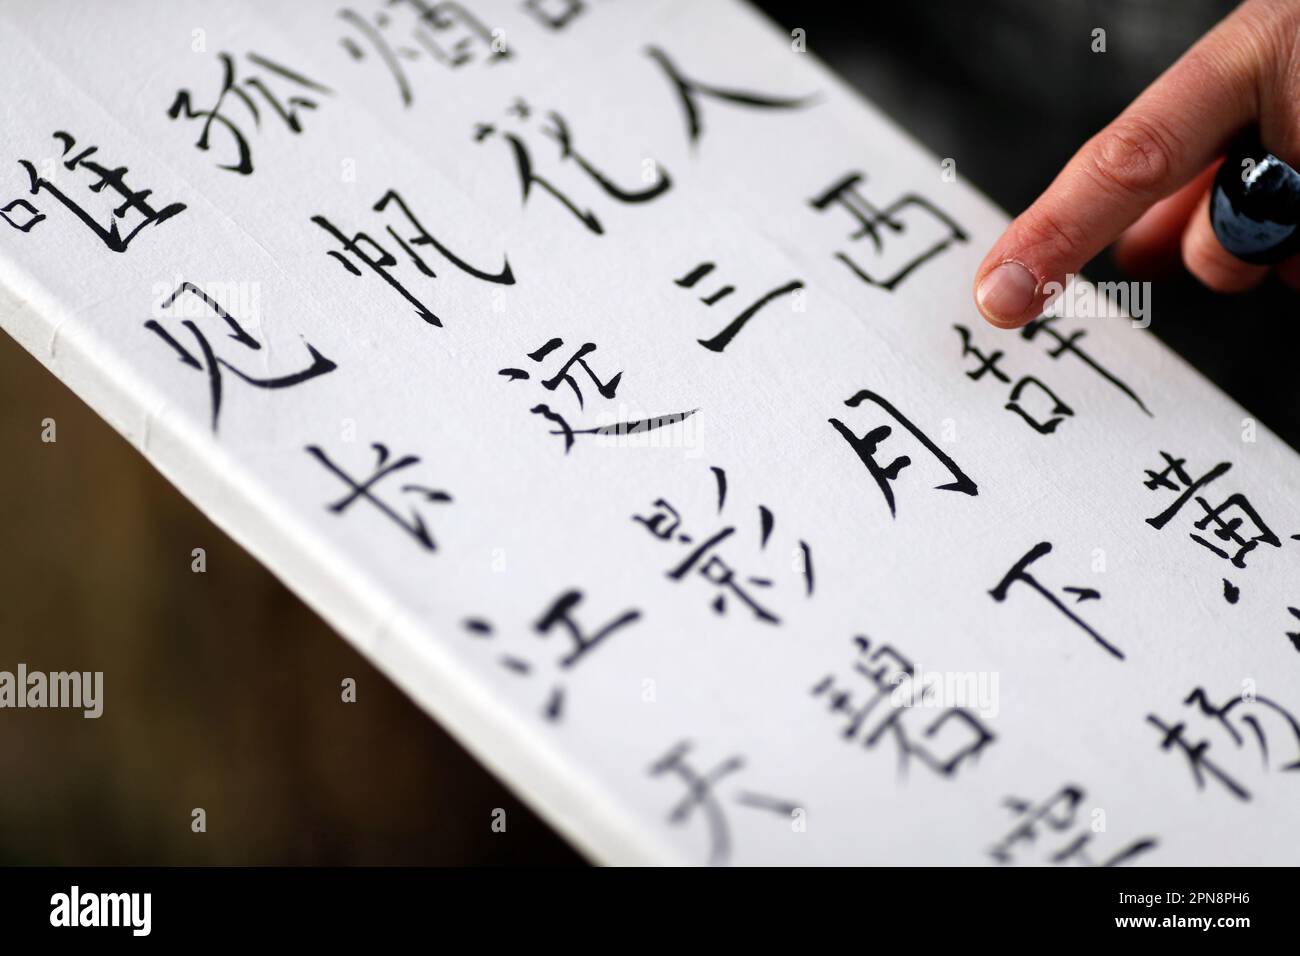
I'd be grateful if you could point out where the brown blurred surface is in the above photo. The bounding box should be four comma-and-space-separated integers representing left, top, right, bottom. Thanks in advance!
0, 330, 584, 865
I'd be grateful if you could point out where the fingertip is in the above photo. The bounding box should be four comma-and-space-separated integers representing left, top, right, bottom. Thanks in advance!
974, 260, 1040, 329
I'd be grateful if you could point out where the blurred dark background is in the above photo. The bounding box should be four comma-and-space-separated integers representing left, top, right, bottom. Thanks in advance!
0, 0, 1293, 865
0, 341, 581, 864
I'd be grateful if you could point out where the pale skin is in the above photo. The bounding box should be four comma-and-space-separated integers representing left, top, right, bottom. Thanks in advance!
972, 0, 1300, 330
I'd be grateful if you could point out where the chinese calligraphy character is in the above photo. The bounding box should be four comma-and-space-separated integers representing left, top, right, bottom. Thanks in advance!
829, 388, 977, 518
148, 282, 335, 432
306, 440, 452, 550
19, 130, 186, 251
989, 541, 1120, 660
169, 52, 332, 174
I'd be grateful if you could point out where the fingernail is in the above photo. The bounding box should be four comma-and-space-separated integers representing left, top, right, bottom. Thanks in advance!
976, 261, 1038, 325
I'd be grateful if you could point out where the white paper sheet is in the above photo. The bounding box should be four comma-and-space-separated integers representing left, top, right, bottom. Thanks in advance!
1, 0, 1297, 865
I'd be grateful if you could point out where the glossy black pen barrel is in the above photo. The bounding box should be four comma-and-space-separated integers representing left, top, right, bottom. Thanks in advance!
1209, 138, 1300, 265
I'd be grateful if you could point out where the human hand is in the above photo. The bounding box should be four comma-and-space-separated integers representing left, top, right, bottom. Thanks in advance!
972, 0, 1300, 329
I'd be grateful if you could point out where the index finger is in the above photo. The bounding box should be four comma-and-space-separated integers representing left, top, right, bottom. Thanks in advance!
971, 2, 1271, 328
